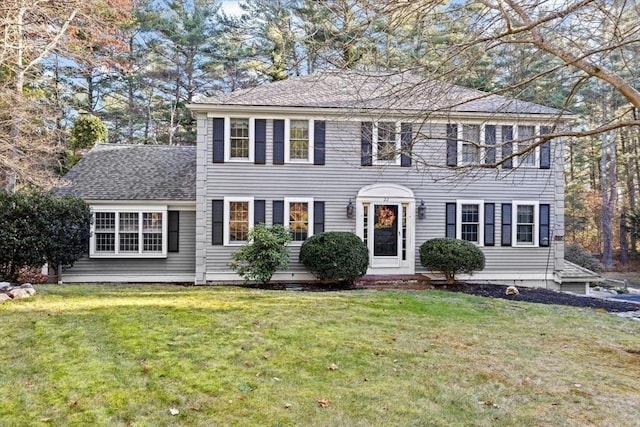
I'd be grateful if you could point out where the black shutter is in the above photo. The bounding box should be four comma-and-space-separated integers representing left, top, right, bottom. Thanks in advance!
273, 119, 285, 165
540, 126, 551, 169
484, 203, 495, 246
501, 203, 512, 246
212, 200, 224, 245
361, 122, 373, 166
254, 200, 266, 225
446, 203, 456, 238
314, 201, 325, 234
400, 123, 412, 167
168, 211, 179, 252
255, 119, 266, 165
212, 118, 225, 163
485, 125, 496, 165
540, 204, 550, 246
446, 124, 458, 167
314, 120, 326, 165
501, 125, 513, 169
273, 200, 284, 225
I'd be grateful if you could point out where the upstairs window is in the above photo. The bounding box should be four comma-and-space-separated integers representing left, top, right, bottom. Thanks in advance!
224, 117, 254, 162
91, 209, 167, 257
461, 125, 481, 165
447, 124, 495, 167
285, 119, 314, 163
376, 121, 398, 162
229, 118, 250, 159
517, 125, 536, 167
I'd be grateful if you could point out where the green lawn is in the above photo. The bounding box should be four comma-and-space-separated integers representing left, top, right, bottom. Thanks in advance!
1, 284, 639, 426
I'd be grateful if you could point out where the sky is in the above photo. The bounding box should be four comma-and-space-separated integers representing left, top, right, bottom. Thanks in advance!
219, 0, 243, 16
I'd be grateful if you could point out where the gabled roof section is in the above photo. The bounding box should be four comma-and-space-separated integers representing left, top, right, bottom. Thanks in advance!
54, 144, 196, 201
192, 70, 564, 116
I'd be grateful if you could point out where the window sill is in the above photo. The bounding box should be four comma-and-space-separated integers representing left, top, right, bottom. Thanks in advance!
90, 253, 167, 259
225, 158, 253, 163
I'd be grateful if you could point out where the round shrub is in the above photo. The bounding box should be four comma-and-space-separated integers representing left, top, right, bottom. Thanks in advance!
299, 232, 369, 284
419, 238, 485, 284
564, 242, 604, 272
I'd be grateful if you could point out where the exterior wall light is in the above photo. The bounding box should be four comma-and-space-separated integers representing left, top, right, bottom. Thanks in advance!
418, 200, 426, 219
346, 200, 354, 219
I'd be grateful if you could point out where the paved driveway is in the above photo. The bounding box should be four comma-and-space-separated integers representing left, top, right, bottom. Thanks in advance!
610, 294, 640, 304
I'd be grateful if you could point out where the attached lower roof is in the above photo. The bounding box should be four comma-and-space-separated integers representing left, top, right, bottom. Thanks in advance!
55, 144, 196, 201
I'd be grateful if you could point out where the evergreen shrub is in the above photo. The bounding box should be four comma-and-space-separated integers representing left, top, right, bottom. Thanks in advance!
564, 242, 604, 272
299, 232, 369, 284
230, 224, 291, 284
419, 238, 485, 284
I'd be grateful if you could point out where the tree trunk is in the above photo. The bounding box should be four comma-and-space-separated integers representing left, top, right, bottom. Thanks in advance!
601, 130, 616, 270
620, 211, 628, 266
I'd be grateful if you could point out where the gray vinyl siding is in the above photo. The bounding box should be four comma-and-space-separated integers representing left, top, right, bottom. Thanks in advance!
201, 115, 562, 282
62, 210, 196, 282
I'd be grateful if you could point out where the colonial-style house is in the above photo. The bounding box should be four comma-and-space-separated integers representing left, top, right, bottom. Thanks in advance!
57, 71, 571, 289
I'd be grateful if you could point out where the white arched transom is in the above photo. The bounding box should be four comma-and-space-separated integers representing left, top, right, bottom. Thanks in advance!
357, 183, 414, 200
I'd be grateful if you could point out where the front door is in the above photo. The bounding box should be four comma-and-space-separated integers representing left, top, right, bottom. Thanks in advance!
371, 203, 401, 267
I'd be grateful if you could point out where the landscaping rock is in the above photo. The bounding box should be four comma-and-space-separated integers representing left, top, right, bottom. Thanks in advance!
8, 288, 31, 299
0, 282, 11, 291
0, 294, 11, 303
505, 286, 519, 296
18, 283, 36, 296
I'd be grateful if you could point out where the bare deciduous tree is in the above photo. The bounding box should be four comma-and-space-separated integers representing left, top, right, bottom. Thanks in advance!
0, 0, 132, 192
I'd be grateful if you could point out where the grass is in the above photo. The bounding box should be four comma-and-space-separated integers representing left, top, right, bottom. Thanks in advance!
1, 285, 640, 426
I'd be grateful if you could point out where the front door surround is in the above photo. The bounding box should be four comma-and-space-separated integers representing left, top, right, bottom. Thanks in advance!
356, 184, 415, 275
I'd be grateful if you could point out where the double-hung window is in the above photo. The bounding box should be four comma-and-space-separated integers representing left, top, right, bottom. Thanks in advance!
456, 200, 484, 245
285, 119, 314, 163
516, 125, 536, 167
513, 201, 539, 246
224, 197, 254, 245
225, 117, 254, 162
91, 208, 167, 257
372, 121, 401, 165
284, 198, 313, 242
460, 125, 481, 165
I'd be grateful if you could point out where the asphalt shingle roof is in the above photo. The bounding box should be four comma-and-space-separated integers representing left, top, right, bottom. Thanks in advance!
194, 70, 563, 115
55, 144, 196, 201
562, 260, 603, 283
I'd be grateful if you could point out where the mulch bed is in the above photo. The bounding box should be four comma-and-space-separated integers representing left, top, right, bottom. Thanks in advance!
243, 282, 640, 313
444, 282, 640, 313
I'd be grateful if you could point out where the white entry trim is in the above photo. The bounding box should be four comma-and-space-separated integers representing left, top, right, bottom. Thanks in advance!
356, 184, 415, 275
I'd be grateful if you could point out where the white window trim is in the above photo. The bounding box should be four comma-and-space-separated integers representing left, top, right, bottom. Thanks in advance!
90, 206, 168, 258
284, 197, 314, 244
223, 197, 254, 246
456, 200, 484, 246
224, 117, 255, 162
457, 124, 485, 166
514, 125, 540, 168
285, 118, 314, 164
372, 121, 401, 165
512, 200, 539, 247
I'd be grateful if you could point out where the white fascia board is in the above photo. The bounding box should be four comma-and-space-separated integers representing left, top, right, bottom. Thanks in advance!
192, 104, 575, 124
87, 200, 196, 210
